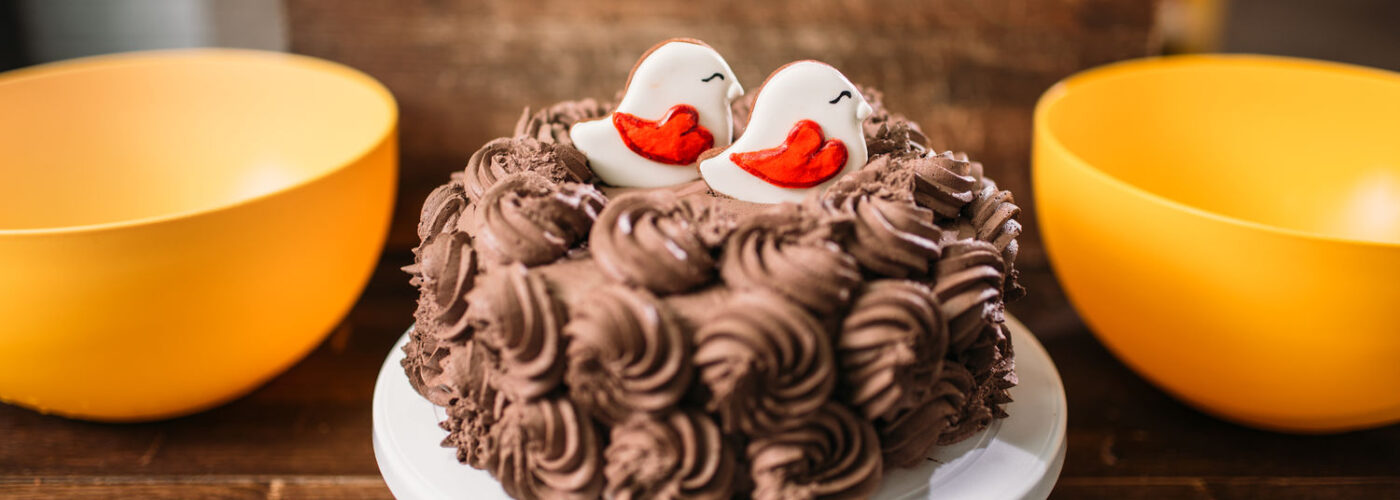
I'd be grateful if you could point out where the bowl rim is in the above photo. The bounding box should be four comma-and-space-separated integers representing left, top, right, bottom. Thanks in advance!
0, 48, 398, 236
1034, 53, 1400, 249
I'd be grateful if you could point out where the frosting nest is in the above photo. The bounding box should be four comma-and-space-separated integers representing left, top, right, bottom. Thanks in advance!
404, 88, 1023, 499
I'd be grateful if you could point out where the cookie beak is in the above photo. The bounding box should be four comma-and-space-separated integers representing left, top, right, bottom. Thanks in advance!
856, 100, 874, 121
728, 81, 744, 101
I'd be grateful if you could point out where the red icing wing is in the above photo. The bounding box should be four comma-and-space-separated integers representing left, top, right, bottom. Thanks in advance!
729, 120, 848, 188
613, 104, 715, 165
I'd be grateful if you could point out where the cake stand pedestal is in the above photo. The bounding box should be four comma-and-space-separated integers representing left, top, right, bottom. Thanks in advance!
373, 315, 1066, 499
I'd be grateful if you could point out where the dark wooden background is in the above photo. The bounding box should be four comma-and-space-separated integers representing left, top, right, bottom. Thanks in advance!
3, 0, 1399, 498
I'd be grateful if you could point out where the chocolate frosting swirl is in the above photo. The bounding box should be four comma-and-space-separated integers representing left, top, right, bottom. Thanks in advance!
464, 137, 593, 201
967, 176, 1025, 301
876, 363, 975, 467
866, 121, 929, 158
471, 171, 606, 267
605, 410, 737, 500
409, 231, 477, 340
417, 176, 470, 240
988, 323, 1017, 411
465, 138, 522, 201
694, 291, 836, 436
960, 323, 1016, 420
837, 280, 948, 421
938, 364, 997, 446
466, 264, 567, 402
401, 334, 450, 403
494, 397, 605, 500
564, 285, 692, 424
820, 175, 943, 278
405, 335, 494, 407
406, 176, 477, 340
908, 151, 978, 220
444, 395, 509, 470
932, 239, 1005, 353
440, 340, 511, 469
590, 192, 718, 295
515, 98, 610, 146
720, 210, 862, 315
957, 319, 1007, 383
747, 402, 882, 500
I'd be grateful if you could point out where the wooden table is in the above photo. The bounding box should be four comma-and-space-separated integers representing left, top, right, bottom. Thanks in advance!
3, 249, 1397, 498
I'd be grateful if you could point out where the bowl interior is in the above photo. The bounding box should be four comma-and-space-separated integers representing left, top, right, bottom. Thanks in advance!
0, 50, 394, 231
1043, 56, 1400, 245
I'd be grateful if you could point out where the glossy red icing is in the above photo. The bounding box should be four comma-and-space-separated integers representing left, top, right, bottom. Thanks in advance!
613, 104, 715, 165
730, 119, 847, 188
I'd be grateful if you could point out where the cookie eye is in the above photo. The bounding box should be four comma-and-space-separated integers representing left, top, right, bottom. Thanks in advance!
702, 72, 725, 82
829, 90, 853, 104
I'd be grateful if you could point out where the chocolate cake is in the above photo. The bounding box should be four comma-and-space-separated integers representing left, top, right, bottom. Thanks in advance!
402, 46, 1023, 500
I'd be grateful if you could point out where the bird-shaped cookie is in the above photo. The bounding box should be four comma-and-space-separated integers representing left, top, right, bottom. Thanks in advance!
571, 39, 743, 187
699, 61, 872, 203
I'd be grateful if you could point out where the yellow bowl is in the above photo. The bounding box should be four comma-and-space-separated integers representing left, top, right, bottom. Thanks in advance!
0, 49, 396, 421
1035, 55, 1400, 433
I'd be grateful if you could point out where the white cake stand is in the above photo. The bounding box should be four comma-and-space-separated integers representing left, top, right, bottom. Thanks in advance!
373, 315, 1066, 500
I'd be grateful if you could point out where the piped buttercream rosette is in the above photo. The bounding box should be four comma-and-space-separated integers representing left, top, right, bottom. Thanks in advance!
564, 285, 692, 424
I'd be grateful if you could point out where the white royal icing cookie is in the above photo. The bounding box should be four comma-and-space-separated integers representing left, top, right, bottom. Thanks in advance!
699, 61, 872, 204
571, 39, 744, 188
